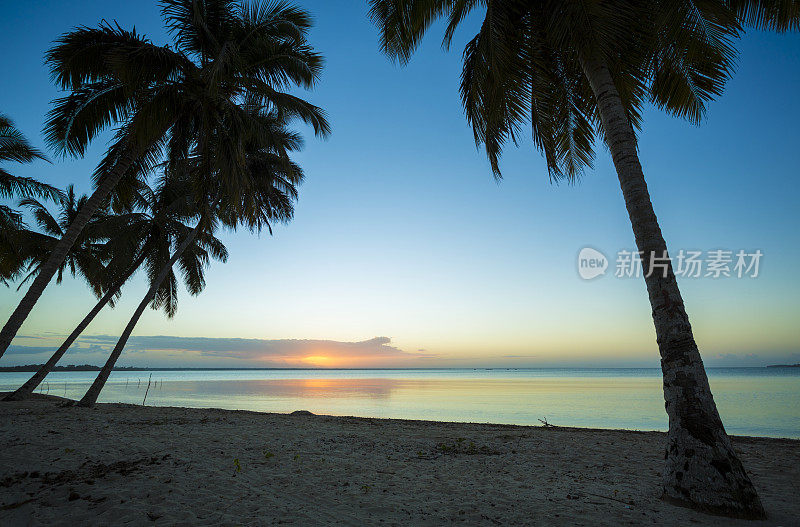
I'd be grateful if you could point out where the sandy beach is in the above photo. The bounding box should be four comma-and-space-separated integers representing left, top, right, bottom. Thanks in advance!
1, 395, 798, 526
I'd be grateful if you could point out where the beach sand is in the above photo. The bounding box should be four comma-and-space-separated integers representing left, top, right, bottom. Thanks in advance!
1, 395, 798, 526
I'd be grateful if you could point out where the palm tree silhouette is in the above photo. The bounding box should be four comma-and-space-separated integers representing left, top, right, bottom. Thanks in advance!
77, 105, 304, 407
0, 113, 62, 284
369, 0, 798, 518
13, 186, 109, 297
0, 0, 329, 359
3, 179, 227, 401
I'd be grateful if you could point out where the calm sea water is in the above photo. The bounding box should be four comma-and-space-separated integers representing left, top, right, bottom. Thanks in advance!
1, 368, 798, 438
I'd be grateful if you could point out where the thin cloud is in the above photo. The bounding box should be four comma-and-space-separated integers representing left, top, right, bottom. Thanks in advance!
8, 335, 432, 367
7, 343, 114, 356
7, 345, 54, 355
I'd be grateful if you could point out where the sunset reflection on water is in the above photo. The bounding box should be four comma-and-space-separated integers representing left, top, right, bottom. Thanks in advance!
1, 369, 796, 437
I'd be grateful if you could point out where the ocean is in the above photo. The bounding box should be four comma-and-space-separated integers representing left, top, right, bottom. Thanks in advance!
2, 367, 798, 438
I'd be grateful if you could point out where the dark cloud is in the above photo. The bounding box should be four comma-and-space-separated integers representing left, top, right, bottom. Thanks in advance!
7, 343, 116, 356
7, 345, 54, 355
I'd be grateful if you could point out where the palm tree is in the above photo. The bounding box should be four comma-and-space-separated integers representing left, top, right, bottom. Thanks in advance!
0, 0, 329, 359
13, 185, 109, 297
369, 0, 798, 518
3, 180, 227, 401
0, 114, 62, 284
77, 107, 303, 406
0, 114, 60, 203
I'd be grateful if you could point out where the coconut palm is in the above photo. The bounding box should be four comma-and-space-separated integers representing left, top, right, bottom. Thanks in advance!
0, 114, 62, 284
12, 185, 109, 297
0, 0, 329, 359
3, 179, 227, 401
77, 103, 304, 407
369, 0, 798, 518
0, 114, 60, 203
0, 207, 29, 286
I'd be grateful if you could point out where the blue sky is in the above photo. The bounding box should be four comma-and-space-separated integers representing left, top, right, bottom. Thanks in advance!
1, 1, 799, 368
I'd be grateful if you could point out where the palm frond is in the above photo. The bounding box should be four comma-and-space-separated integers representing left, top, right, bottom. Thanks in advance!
368, 0, 457, 65
729, 0, 800, 31
18, 197, 63, 237
161, 0, 237, 58
0, 114, 48, 163
44, 80, 135, 158
460, 1, 533, 178
647, 1, 740, 124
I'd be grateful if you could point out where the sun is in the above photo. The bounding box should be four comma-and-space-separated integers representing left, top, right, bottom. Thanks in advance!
302, 355, 336, 367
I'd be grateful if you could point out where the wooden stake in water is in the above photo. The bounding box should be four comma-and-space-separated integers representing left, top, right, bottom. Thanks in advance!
142, 373, 153, 406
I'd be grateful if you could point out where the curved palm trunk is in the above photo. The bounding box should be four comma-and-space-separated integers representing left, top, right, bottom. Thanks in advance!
3, 252, 147, 402
0, 148, 138, 360
77, 223, 203, 407
579, 56, 764, 518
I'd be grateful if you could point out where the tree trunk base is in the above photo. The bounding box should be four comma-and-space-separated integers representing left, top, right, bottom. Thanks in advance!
2, 390, 31, 402
662, 427, 766, 519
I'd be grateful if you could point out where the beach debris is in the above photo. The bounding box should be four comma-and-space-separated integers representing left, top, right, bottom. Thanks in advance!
31, 456, 169, 491
0, 498, 35, 511
538, 418, 554, 428
584, 491, 635, 506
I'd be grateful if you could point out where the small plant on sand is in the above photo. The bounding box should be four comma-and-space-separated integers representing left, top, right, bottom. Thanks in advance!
361, 484, 371, 494
263, 450, 274, 460
233, 458, 242, 473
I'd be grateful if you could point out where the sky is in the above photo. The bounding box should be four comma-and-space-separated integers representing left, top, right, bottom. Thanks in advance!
1, 1, 799, 369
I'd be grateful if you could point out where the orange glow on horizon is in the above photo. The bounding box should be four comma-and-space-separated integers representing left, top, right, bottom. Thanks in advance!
302, 355, 337, 367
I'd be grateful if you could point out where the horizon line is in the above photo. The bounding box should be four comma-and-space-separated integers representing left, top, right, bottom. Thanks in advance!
2, 364, 795, 372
